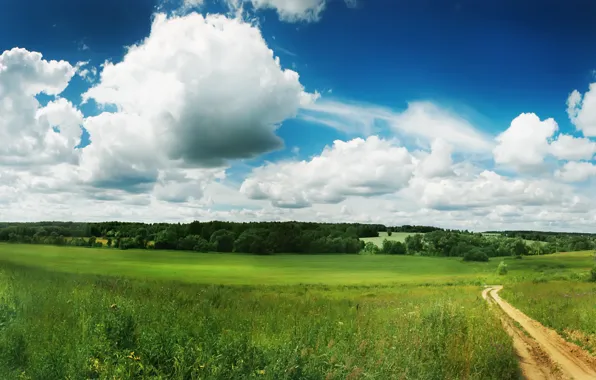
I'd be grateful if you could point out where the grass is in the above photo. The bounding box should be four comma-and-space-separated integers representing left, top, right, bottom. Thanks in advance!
0, 262, 521, 379
501, 280, 596, 354
360, 231, 414, 247
1, 244, 595, 378
0, 244, 594, 286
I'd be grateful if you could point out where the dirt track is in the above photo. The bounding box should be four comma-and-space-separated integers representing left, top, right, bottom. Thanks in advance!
483, 286, 596, 380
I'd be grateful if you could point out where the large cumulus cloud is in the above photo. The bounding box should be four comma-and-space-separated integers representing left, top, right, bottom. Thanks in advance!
79, 12, 317, 190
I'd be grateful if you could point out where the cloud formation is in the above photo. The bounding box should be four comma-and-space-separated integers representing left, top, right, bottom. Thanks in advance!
240, 136, 416, 207
0, 48, 82, 166
80, 12, 316, 190
2, 7, 596, 233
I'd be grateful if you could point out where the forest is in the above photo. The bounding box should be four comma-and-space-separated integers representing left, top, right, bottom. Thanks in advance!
0, 221, 594, 257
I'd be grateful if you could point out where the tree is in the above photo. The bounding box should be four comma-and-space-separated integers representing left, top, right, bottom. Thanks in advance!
234, 229, 270, 254
154, 228, 178, 250
361, 242, 380, 255
496, 261, 508, 275
404, 234, 424, 254
512, 239, 529, 257
382, 239, 406, 255
210, 230, 235, 252
463, 248, 489, 262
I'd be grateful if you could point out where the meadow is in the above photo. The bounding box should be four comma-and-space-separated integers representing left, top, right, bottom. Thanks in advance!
0, 262, 520, 379
0, 244, 595, 379
0, 243, 593, 286
360, 231, 414, 247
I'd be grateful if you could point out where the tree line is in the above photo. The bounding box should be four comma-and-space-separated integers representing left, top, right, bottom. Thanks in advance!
1, 221, 593, 257
0, 221, 388, 254
365, 229, 595, 261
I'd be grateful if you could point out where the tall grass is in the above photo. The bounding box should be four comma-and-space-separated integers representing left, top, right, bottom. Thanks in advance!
501, 281, 596, 354
0, 262, 520, 379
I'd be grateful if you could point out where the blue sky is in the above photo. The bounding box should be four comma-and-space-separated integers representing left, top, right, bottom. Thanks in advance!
2, 0, 596, 230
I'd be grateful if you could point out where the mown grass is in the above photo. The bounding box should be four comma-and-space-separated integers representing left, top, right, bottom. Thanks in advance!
501, 280, 596, 354
360, 232, 414, 247
0, 262, 521, 379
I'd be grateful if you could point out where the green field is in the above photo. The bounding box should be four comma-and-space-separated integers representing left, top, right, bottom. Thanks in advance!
360, 232, 415, 247
0, 243, 593, 285
0, 244, 595, 379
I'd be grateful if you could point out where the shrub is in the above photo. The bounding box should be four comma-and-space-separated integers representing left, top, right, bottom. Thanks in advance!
589, 266, 596, 282
462, 249, 489, 262
496, 261, 508, 275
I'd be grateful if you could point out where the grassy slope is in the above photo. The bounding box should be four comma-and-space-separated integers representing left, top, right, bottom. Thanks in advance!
1, 243, 594, 285
360, 231, 414, 247
363, 232, 547, 249
1, 245, 594, 378
0, 263, 520, 379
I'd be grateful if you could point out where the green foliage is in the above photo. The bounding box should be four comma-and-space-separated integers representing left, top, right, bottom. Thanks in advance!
496, 261, 508, 275
381, 239, 406, 255
404, 233, 424, 253
590, 266, 596, 282
462, 248, 489, 262
360, 242, 380, 255
0, 264, 520, 379
209, 229, 236, 252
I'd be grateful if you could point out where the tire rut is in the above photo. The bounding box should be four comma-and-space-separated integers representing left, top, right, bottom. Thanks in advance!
484, 285, 596, 380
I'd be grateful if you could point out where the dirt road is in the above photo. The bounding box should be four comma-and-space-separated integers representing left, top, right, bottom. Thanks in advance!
483, 286, 596, 380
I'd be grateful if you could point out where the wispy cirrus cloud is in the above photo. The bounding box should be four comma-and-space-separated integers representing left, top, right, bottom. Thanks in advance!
299, 99, 494, 153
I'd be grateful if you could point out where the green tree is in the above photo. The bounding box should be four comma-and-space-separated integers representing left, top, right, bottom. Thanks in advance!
404, 234, 424, 254
382, 239, 406, 255
512, 239, 529, 257
361, 242, 380, 255
210, 230, 236, 252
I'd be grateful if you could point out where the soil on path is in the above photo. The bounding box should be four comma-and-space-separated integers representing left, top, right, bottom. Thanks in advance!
483, 286, 596, 380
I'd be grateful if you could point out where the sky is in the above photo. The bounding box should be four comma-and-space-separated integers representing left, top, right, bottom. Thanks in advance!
2, 0, 596, 231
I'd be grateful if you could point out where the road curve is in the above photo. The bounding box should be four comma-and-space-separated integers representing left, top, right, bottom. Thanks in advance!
484, 285, 596, 380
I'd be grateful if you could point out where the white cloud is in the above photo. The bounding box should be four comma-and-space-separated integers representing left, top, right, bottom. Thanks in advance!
493, 113, 557, 171
80, 12, 317, 190
246, 0, 326, 22
0, 48, 82, 166
4, 17, 596, 233
240, 136, 416, 208
182, 0, 203, 8
74, 61, 97, 83
300, 100, 493, 153
555, 161, 596, 182
549, 134, 596, 161
412, 170, 568, 211
414, 139, 454, 178
567, 85, 596, 136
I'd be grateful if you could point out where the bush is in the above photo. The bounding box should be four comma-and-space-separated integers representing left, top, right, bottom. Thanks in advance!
496, 261, 508, 275
589, 266, 596, 282
462, 249, 489, 262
